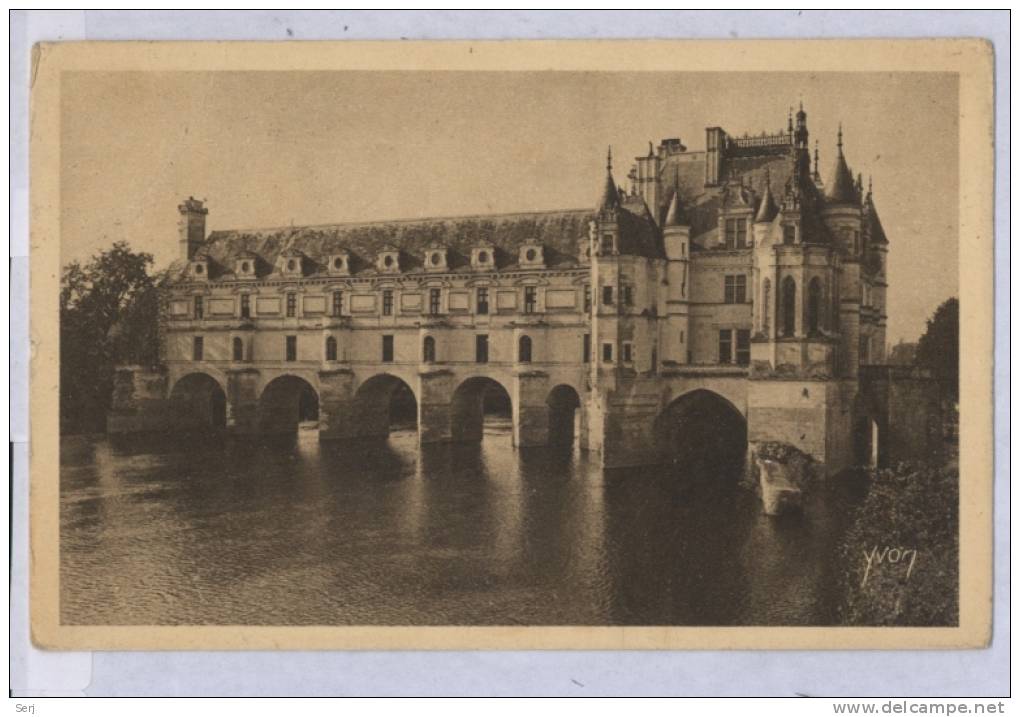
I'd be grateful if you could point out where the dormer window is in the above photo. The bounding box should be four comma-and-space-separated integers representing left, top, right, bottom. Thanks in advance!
327, 251, 351, 276
519, 241, 545, 268
425, 246, 448, 273
377, 249, 401, 273
471, 245, 494, 271
191, 257, 209, 281
724, 217, 748, 249
277, 250, 305, 278
234, 252, 258, 279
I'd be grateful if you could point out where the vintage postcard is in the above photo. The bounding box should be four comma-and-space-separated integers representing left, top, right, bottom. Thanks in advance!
29, 39, 993, 650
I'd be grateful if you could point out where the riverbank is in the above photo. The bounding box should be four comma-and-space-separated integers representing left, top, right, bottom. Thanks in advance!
835, 451, 959, 626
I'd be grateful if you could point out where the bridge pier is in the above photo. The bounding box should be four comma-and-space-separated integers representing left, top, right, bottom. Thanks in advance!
226, 368, 260, 434
317, 368, 360, 440
419, 370, 456, 444
746, 378, 856, 477
513, 371, 550, 447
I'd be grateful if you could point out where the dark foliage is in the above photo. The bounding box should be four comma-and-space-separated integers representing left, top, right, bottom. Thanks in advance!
836, 461, 959, 626
886, 340, 917, 366
60, 242, 161, 433
915, 298, 959, 403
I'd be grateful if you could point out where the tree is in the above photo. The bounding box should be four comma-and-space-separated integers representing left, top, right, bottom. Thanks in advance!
915, 297, 959, 404
887, 341, 917, 366
60, 242, 161, 433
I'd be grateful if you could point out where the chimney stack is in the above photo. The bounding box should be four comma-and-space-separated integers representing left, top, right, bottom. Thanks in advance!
178, 196, 208, 260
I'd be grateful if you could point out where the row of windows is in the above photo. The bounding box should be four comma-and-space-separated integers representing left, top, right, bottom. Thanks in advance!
190, 333, 644, 366
193, 286, 573, 320
194, 333, 764, 368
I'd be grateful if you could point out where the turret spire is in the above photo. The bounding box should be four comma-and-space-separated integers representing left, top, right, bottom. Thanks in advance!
599, 145, 620, 211
664, 165, 689, 227
755, 167, 779, 224
813, 140, 821, 181
825, 125, 857, 204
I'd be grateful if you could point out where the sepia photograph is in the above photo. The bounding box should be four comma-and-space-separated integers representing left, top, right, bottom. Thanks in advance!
27, 39, 994, 650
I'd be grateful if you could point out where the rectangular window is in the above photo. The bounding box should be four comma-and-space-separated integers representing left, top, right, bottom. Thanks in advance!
601, 233, 614, 254
429, 288, 441, 315
622, 285, 634, 307
724, 275, 747, 304
602, 286, 614, 306
583, 285, 592, 313
583, 333, 591, 363
736, 329, 751, 366
602, 342, 614, 363
476, 287, 489, 315
286, 293, 297, 318
783, 224, 797, 245
192, 336, 203, 361
382, 289, 393, 316
382, 335, 394, 363
622, 342, 633, 363
718, 329, 733, 364
193, 296, 204, 319
524, 286, 537, 314
332, 291, 343, 317
725, 218, 748, 249
285, 335, 297, 362
475, 334, 489, 363
240, 294, 250, 319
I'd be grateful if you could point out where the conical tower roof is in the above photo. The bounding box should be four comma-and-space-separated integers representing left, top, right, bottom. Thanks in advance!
826, 125, 858, 205
664, 188, 689, 227
755, 170, 779, 223
599, 146, 620, 212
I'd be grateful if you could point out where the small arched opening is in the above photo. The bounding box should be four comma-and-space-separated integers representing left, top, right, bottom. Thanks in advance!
547, 384, 582, 447
451, 376, 513, 442
654, 389, 747, 479
169, 373, 226, 430
232, 336, 244, 362
259, 375, 319, 433
354, 374, 418, 439
807, 277, 823, 336
518, 335, 533, 363
325, 335, 338, 362
422, 336, 436, 363
853, 395, 885, 468
781, 276, 797, 338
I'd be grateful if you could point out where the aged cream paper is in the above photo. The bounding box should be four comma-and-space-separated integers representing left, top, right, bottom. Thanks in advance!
30, 39, 994, 650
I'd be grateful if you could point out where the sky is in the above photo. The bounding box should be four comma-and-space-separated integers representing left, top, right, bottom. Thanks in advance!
60, 70, 958, 344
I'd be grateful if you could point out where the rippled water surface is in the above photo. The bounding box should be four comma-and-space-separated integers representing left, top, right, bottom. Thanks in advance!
61, 427, 863, 625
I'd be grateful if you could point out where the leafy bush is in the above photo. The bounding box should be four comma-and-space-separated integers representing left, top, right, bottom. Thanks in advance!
836, 461, 959, 626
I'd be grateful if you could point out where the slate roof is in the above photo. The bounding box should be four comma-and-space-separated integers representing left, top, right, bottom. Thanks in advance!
170, 209, 597, 282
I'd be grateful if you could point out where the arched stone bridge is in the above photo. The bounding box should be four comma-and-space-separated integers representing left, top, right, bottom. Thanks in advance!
159, 359, 591, 448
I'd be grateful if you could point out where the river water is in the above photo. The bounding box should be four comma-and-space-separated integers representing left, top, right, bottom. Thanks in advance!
60, 425, 864, 626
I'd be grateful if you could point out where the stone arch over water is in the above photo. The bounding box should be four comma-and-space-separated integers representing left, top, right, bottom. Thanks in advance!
353, 373, 419, 439
655, 389, 748, 477
450, 376, 513, 443
546, 384, 582, 447
168, 372, 226, 430
259, 375, 320, 433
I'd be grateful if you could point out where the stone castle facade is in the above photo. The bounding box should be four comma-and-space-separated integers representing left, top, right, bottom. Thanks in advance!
110, 107, 936, 473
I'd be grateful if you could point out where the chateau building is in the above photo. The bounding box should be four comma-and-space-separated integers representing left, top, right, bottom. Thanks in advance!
111, 107, 939, 472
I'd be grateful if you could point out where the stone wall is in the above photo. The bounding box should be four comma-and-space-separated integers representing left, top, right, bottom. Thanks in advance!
107, 366, 171, 433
